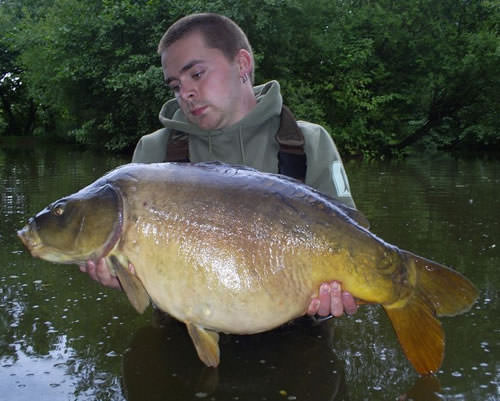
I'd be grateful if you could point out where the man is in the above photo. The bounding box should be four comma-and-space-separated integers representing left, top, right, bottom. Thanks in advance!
81, 13, 358, 318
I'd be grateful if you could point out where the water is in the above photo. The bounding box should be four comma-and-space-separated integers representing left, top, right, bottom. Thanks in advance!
0, 139, 498, 400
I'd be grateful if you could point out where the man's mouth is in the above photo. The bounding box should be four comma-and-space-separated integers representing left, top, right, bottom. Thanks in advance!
190, 105, 208, 117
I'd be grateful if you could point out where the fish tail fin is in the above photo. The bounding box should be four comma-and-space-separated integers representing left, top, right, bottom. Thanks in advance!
385, 291, 445, 375
384, 251, 478, 375
405, 251, 479, 317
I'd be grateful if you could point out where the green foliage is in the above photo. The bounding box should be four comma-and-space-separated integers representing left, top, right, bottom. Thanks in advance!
0, 0, 498, 156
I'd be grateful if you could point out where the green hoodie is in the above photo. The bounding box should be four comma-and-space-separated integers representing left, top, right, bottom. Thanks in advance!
132, 80, 356, 208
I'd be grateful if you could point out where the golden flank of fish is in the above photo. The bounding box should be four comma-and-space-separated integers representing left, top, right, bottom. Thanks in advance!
17, 162, 478, 374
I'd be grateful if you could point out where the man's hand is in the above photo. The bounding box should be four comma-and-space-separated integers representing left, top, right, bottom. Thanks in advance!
307, 281, 358, 317
79, 259, 121, 290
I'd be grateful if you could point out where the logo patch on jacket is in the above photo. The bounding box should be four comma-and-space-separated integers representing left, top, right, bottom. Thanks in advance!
331, 161, 352, 197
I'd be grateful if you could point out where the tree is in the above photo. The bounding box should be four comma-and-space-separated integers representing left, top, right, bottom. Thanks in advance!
2, 0, 499, 155
0, 1, 39, 135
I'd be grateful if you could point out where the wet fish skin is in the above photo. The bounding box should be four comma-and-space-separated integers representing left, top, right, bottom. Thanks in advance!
17, 162, 478, 374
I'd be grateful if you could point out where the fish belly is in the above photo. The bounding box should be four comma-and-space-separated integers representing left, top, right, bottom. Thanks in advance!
121, 230, 315, 333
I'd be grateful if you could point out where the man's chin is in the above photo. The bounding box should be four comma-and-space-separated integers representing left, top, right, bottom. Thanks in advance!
191, 117, 222, 131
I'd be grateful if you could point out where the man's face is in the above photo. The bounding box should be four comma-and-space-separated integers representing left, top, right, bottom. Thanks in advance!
162, 32, 247, 130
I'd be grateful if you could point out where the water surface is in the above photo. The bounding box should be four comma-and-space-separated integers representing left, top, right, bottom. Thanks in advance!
1, 140, 498, 400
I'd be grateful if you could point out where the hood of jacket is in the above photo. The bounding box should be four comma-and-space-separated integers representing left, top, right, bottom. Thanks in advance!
157, 80, 283, 169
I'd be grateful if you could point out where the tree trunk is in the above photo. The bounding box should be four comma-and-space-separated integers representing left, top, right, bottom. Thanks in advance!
0, 86, 18, 134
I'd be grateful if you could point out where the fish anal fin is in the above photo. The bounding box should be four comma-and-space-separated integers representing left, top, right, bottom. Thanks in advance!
109, 255, 150, 314
385, 294, 444, 375
186, 322, 220, 368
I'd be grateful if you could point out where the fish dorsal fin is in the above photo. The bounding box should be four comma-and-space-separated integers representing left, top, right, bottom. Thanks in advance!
109, 255, 150, 314
335, 203, 370, 229
186, 322, 220, 367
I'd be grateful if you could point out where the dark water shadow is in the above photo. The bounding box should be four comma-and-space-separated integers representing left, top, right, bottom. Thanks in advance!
121, 316, 348, 401
121, 314, 444, 401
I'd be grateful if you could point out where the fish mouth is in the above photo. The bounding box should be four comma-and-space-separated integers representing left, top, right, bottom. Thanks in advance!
17, 222, 74, 263
17, 222, 43, 256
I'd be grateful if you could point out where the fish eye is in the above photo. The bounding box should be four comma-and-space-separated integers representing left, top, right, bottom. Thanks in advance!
52, 202, 65, 216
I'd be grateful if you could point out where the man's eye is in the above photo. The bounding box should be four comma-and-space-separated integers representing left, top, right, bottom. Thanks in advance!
192, 70, 204, 80
167, 81, 180, 93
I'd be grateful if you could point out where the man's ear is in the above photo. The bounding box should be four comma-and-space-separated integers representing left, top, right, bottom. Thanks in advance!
237, 49, 253, 77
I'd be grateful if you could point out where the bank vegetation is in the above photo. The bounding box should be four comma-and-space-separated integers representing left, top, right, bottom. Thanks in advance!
1, 0, 499, 157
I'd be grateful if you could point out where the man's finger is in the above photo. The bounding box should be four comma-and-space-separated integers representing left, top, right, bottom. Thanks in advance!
330, 281, 344, 317
342, 291, 358, 315
317, 283, 331, 316
307, 298, 321, 316
95, 259, 111, 282
86, 260, 98, 281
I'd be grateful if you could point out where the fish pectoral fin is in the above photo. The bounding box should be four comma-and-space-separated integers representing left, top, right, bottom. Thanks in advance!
385, 293, 444, 375
186, 322, 220, 368
109, 255, 150, 314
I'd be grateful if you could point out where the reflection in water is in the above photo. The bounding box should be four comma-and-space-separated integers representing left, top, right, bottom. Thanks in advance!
122, 316, 346, 401
0, 141, 498, 400
398, 375, 442, 401
122, 316, 444, 401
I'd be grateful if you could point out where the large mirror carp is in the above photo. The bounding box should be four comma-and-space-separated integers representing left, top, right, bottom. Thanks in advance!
17, 162, 478, 374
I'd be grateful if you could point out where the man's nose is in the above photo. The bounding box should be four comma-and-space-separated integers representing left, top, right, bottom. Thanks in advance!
179, 81, 196, 101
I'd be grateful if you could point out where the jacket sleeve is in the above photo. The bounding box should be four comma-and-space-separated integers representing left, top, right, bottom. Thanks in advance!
299, 121, 357, 209
131, 128, 170, 163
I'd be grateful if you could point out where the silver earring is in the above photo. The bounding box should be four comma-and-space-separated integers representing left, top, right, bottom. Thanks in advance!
241, 74, 248, 84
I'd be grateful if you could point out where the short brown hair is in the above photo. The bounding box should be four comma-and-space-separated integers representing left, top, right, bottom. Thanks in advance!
158, 13, 254, 82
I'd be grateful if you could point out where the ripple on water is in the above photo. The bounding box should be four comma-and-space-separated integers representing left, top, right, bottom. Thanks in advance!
0, 348, 74, 400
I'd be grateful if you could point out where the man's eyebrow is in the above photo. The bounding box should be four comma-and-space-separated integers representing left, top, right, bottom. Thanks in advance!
165, 59, 204, 85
